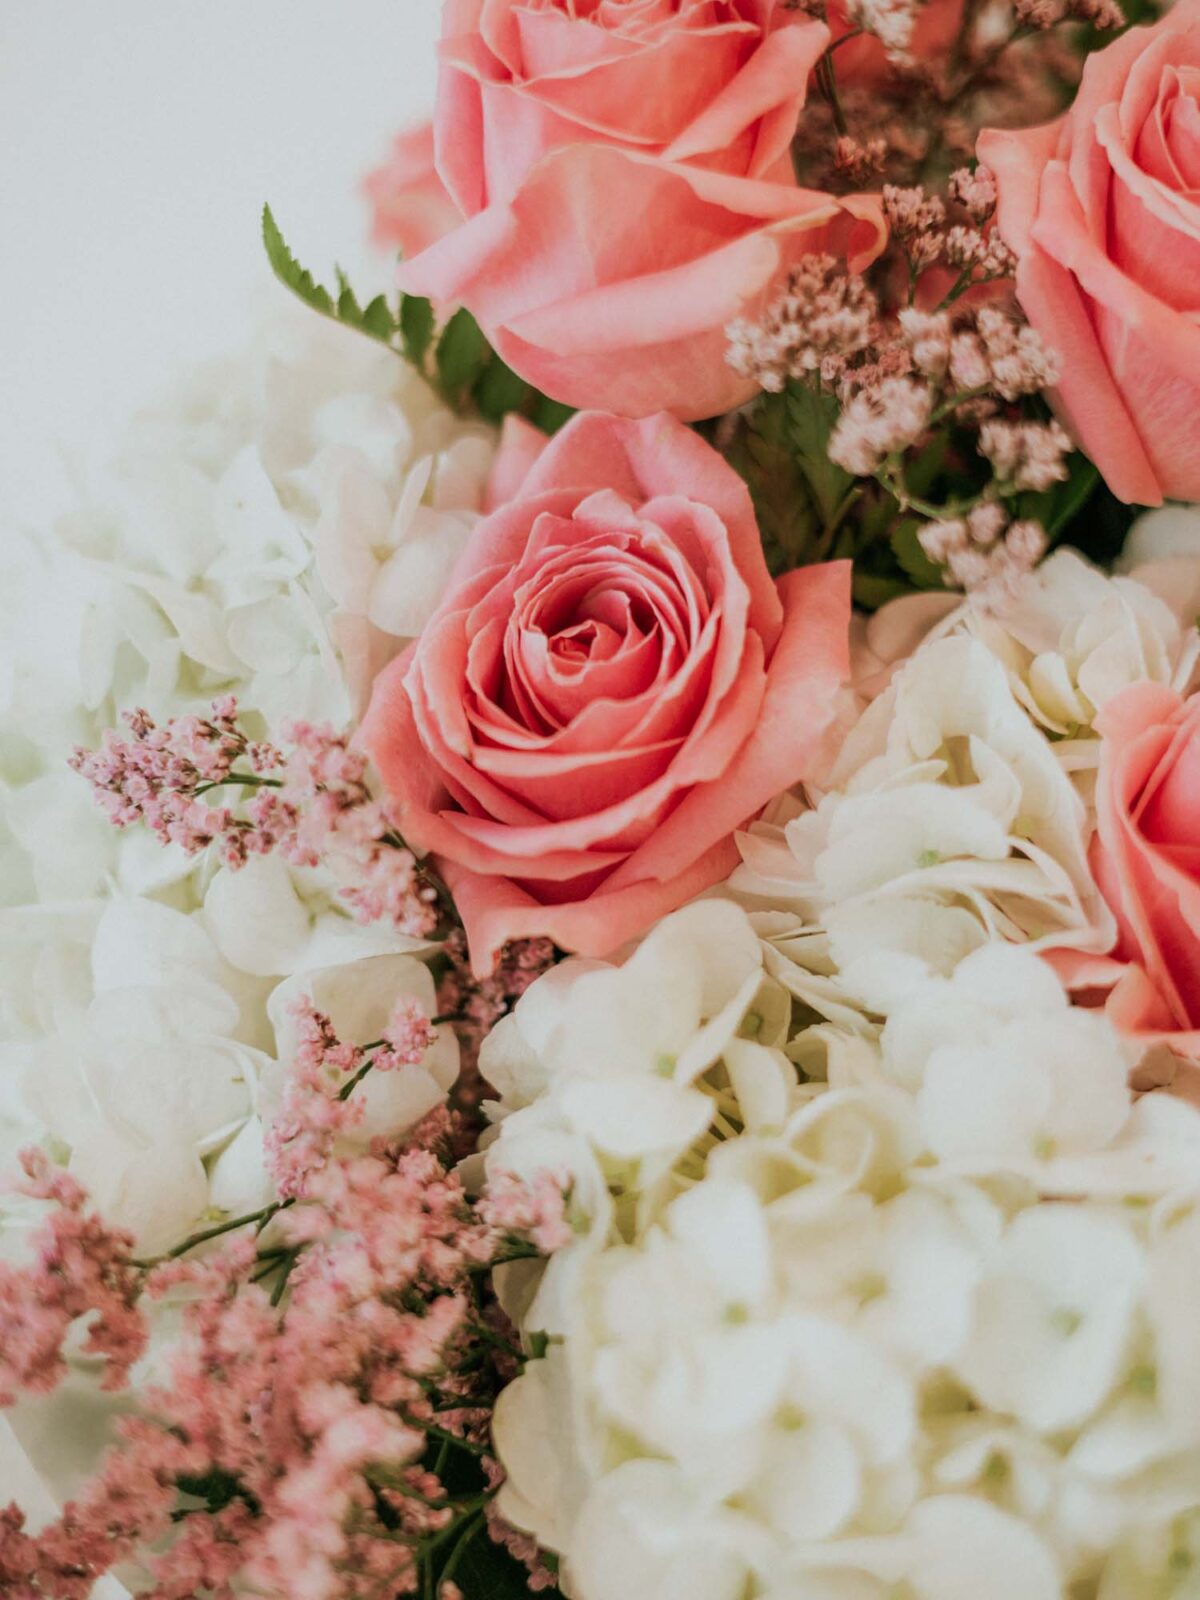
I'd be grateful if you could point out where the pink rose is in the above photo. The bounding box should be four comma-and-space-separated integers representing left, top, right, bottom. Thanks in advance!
396, 0, 886, 420
360, 411, 852, 973
1073, 683, 1200, 1064
979, 3, 1200, 506
365, 124, 462, 260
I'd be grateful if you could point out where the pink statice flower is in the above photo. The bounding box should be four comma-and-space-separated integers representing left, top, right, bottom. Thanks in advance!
0, 1084, 571, 1598
481, 1169, 573, 1257
265, 997, 369, 1200
0, 1148, 145, 1403
71, 699, 439, 938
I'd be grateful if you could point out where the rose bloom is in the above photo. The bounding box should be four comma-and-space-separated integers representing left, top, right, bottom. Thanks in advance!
395, 0, 886, 420
360, 410, 851, 973
979, 2, 1200, 506
1060, 684, 1200, 1075
365, 123, 461, 260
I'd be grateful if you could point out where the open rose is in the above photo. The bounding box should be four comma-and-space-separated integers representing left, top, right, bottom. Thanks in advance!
365, 124, 462, 260
979, 2, 1200, 506
397, 0, 886, 420
360, 411, 851, 973
1062, 684, 1200, 1072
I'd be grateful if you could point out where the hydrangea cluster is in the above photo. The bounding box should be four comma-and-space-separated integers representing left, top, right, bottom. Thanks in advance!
483, 517, 1200, 1600
490, 913, 1200, 1600
853, 538, 1200, 778
0, 313, 495, 1258
732, 627, 1112, 1019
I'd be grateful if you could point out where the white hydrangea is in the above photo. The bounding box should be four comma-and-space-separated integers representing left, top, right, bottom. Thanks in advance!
490, 942, 1200, 1600
854, 545, 1200, 762
731, 633, 1114, 1021
480, 900, 798, 1253
0, 311, 491, 1250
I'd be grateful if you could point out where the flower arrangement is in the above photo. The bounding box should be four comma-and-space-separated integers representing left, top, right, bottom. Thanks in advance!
5, 1, 1200, 1595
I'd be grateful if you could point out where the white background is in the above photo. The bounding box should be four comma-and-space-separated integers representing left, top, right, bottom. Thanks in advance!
0, 3, 440, 525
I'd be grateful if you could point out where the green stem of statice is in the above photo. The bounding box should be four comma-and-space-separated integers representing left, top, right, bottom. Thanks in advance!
134, 1198, 294, 1268
193, 772, 284, 795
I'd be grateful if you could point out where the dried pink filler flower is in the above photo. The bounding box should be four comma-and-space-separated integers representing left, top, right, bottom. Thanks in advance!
919, 508, 1048, 607
71, 700, 439, 939
0, 1149, 146, 1404
726, 201, 1065, 604
482, 1169, 574, 1256
829, 376, 934, 475
727, 254, 878, 393
437, 931, 558, 1103
979, 417, 1073, 492
0, 1004, 571, 1599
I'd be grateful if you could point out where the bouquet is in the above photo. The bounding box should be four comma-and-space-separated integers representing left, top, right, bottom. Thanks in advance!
5, 2, 1200, 1596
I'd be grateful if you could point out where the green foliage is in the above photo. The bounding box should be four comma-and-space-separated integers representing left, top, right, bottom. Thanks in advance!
725, 391, 816, 575
782, 382, 855, 534
399, 291, 436, 365
261, 204, 574, 435
1019, 453, 1101, 544
411, 1430, 540, 1597
430, 1521, 539, 1600
1059, 474, 1142, 569
175, 1467, 260, 1518
262, 205, 336, 318
852, 571, 915, 609
890, 519, 947, 590
435, 307, 489, 402
725, 381, 881, 577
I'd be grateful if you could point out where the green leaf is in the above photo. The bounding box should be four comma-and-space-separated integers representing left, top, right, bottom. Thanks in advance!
175, 1468, 259, 1516
906, 433, 950, 501
474, 353, 531, 423
431, 1520, 538, 1600
531, 394, 574, 434
436, 307, 488, 402
725, 392, 817, 575
262, 204, 398, 349
262, 204, 572, 430
262, 204, 333, 317
890, 519, 947, 589
360, 294, 395, 342
399, 293, 436, 366
853, 571, 914, 610
1018, 453, 1100, 544
784, 381, 854, 533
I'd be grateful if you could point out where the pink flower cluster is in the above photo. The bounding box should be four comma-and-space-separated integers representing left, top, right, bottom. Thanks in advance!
435, 932, 557, 1097
724, 177, 1068, 606
266, 994, 436, 1200
71, 700, 439, 939
0, 1046, 571, 1600
0, 1149, 145, 1405
918, 505, 1048, 606
67, 696, 279, 859
481, 1169, 574, 1258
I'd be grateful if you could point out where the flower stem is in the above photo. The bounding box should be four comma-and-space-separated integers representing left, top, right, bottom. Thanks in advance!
135, 1199, 292, 1268
193, 773, 284, 796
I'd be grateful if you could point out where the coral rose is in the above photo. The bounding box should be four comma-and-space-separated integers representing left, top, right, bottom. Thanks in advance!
360, 411, 852, 973
365, 124, 462, 260
396, 0, 886, 420
979, 2, 1200, 506
1067, 684, 1200, 1069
